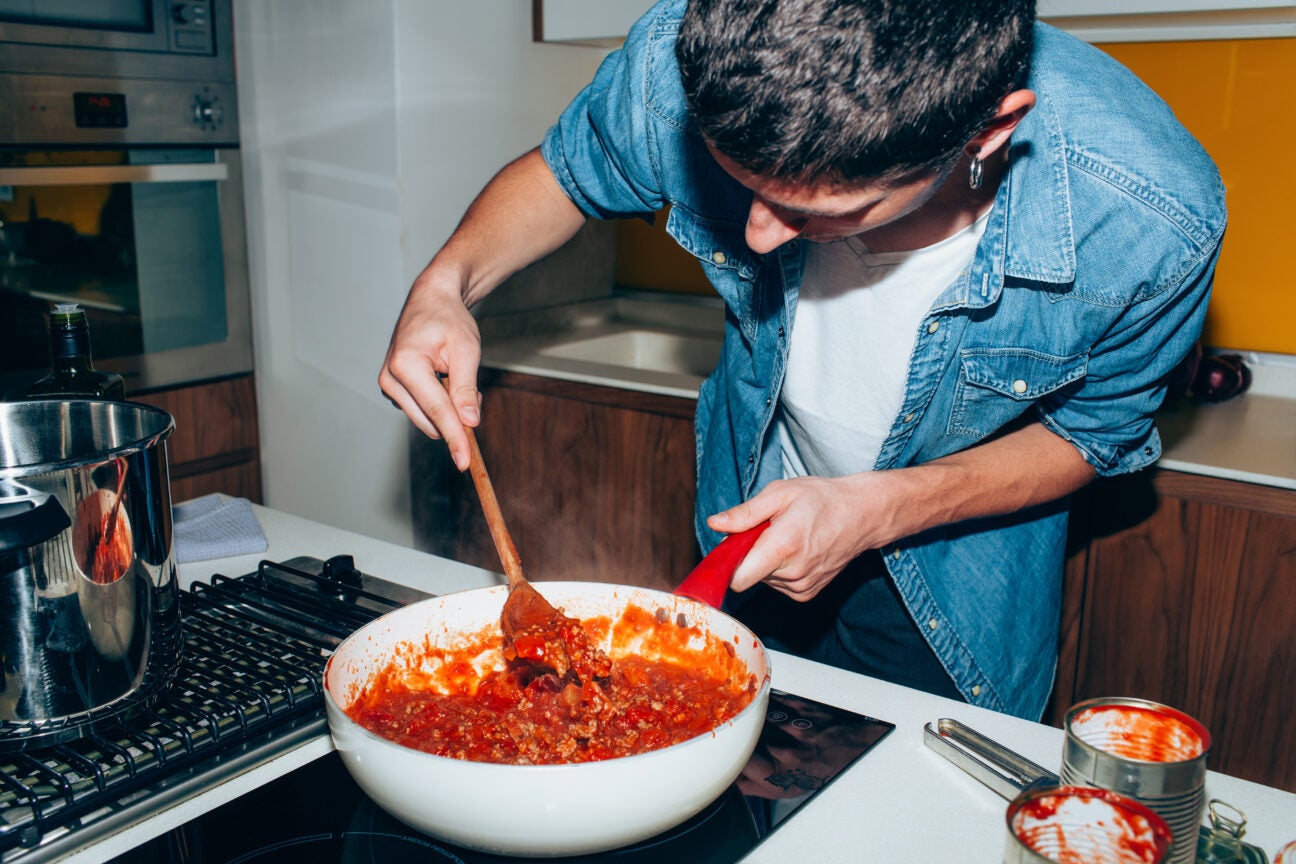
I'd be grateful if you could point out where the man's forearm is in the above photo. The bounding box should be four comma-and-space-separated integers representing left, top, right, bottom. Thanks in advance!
430, 147, 588, 307
381, 146, 588, 465
880, 422, 1097, 542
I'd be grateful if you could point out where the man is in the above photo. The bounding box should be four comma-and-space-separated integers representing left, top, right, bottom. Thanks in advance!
381, 0, 1224, 720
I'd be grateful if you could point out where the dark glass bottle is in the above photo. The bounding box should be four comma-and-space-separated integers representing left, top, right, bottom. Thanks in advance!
24, 304, 126, 400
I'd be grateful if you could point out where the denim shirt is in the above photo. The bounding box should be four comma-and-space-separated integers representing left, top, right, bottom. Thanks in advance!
542, 0, 1225, 719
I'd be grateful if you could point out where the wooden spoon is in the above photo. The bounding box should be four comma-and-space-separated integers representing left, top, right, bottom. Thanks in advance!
461, 426, 574, 678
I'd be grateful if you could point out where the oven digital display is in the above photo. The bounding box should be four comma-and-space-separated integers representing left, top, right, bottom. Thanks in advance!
73, 92, 128, 128
0, 0, 152, 31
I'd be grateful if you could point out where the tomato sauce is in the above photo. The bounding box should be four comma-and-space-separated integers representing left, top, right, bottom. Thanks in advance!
1069, 704, 1206, 763
346, 602, 757, 766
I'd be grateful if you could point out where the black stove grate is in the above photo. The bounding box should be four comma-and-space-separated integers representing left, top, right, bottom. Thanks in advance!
0, 556, 408, 862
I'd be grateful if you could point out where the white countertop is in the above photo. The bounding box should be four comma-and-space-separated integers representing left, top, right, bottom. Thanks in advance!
1158, 390, 1296, 490
62, 504, 1296, 863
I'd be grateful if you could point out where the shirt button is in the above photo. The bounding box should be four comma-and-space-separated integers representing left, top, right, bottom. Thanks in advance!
926, 321, 939, 334
711, 251, 727, 265
903, 413, 915, 423
927, 618, 939, 630
1012, 379, 1028, 394
891, 549, 901, 560
971, 685, 982, 698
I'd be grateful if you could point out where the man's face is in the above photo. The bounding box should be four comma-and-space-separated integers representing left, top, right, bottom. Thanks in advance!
709, 147, 948, 255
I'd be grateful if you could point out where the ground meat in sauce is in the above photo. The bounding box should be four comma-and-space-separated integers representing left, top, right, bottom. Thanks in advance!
346, 605, 756, 766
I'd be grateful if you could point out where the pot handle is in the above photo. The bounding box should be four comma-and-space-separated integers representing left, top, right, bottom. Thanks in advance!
674, 520, 770, 608
0, 494, 71, 555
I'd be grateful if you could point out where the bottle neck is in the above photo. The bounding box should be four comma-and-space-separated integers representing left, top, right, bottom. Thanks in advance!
49, 320, 96, 372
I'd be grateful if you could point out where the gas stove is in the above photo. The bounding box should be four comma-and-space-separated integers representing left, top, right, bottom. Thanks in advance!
0, 556, 894, 864
0, 555, 422, 863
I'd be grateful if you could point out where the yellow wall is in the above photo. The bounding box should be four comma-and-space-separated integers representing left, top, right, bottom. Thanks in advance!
1100, 38, 1295, 354
616, 37, 1296, 353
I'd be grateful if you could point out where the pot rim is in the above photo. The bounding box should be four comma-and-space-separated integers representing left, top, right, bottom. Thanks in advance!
1063, 696, 1212, 765
0, 399, 175, 479
1005, 784, 1174, 863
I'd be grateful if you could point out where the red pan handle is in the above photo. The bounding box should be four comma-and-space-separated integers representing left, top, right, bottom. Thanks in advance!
674, 520, 771, 608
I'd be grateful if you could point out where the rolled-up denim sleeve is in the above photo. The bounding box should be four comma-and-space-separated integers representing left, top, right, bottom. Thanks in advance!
541, 4, 674, 221
1036, 235, 1222, 477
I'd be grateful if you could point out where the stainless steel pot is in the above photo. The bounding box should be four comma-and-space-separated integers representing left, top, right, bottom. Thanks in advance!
0, 399, 182, 749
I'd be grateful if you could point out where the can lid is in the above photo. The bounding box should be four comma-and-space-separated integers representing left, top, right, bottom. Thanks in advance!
0, 494, 71, 554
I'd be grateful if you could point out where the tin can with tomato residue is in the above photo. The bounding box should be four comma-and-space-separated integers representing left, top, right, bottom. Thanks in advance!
1062, 697, 1210, 864
1004, 785, 1172, 864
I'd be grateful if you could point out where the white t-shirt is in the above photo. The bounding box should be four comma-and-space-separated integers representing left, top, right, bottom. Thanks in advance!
777, 213, 989, 479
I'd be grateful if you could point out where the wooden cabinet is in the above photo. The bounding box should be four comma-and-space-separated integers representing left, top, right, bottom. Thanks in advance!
1051, 469, 1296, 792
415, 369, 700, 592
132, 374, 263, 503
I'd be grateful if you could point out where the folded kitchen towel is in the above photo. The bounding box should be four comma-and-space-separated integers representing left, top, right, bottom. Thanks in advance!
172, 494, 268, 564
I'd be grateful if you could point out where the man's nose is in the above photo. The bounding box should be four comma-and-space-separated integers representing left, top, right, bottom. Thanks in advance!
745, 198, 804, 254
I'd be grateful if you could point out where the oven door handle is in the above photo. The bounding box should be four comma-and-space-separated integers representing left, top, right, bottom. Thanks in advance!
0, 163, 229, 186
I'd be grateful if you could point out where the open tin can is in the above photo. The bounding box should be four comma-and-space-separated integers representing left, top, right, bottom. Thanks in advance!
1062, 697, 1210, 864
923, 719, 1173, 864
1005, 785, 1173, 864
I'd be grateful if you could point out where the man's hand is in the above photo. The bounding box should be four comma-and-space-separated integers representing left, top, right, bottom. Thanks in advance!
379, 266, 483, 471
707, 421, 1096, 601
708, 472, 899, 600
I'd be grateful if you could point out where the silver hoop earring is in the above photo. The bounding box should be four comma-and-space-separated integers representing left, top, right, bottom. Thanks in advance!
968, 154, 984, 190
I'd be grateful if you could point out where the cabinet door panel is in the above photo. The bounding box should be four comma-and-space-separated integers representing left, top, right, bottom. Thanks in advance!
1067, 472, 1296, 791
169, 461, 263, 503
1078, 494, 1196, 699
421, 373, 699, 593
133, 375, 262, 503
1210, 512, 1296, 791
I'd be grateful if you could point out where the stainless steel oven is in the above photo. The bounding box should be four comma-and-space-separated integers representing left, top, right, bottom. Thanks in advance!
0, 0, 251, 398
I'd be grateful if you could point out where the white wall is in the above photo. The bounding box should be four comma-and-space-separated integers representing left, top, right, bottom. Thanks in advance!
233, 1, 606, 545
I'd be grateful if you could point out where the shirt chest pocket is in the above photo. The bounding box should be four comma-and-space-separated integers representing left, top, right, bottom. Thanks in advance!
949, 348, 1089, 439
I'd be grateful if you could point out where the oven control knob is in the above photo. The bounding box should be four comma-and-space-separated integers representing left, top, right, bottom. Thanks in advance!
172, 3, 206, 25
191, 96, 223, 129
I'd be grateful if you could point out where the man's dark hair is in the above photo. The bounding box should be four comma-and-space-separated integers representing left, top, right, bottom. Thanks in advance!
676, 0, 1036, 184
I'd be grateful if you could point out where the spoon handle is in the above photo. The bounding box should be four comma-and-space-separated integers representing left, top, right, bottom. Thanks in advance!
462, 426, 526, 591
675, 521, 770, 608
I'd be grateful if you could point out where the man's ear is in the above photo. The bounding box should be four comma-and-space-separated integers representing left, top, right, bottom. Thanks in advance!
968, 89, 1036, 160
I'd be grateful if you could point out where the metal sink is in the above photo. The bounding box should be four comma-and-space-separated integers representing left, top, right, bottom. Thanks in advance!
535, 329, 721, 378
480, 295, 725, 399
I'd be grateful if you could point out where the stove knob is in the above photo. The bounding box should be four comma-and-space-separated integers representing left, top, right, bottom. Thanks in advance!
322, 554, 363, 589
